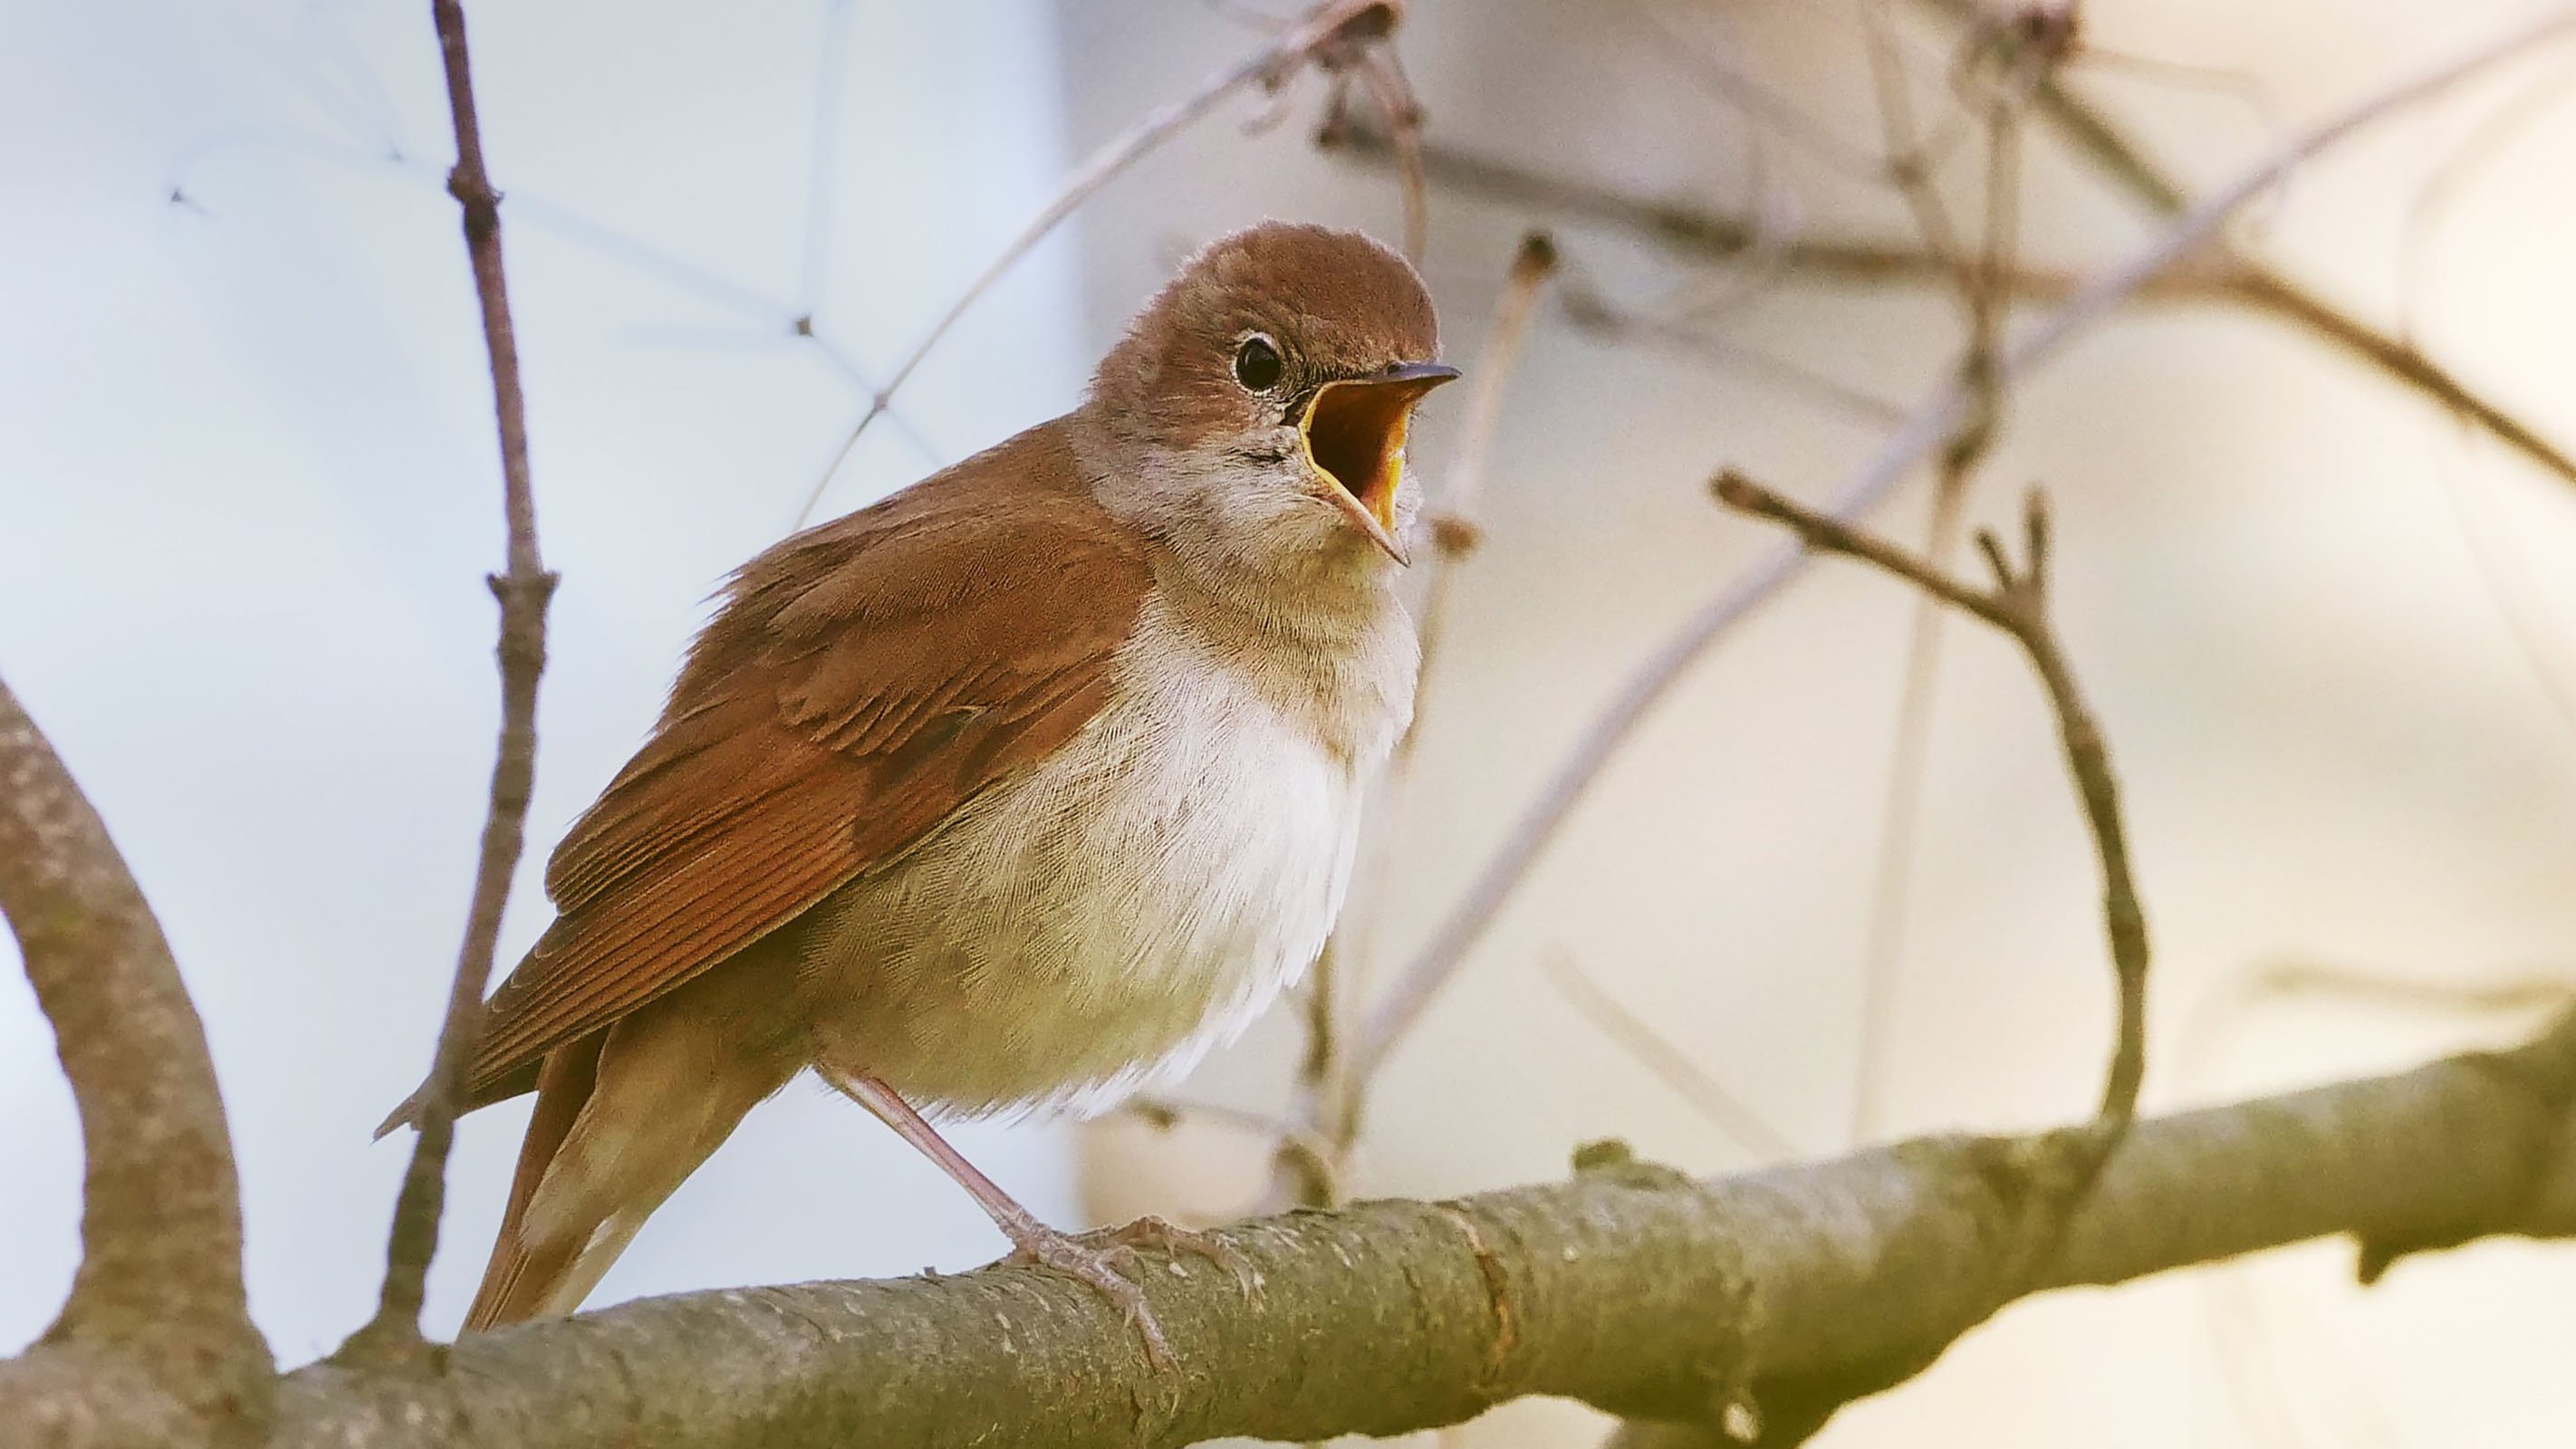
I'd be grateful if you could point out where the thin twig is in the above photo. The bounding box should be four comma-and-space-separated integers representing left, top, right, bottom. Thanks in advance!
1128, 1096, 1347, 1206
1907, 0, 2192, 216
1328, 120, 2177, 301
1849, 17, 2031, 1148
1628, 0, 1891, 182
1713, 471, 2148, 1129
1405, 232, 1558, 762
1348, 9, 2575, 1090
793, 0, 1407, 527
1541, 948, 1797, 1161
343, 0, 558, 1364
1335, 44, 1429, 261
1557, 282, 1915, 428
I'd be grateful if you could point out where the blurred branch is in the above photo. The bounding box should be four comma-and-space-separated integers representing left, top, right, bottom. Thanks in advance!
149, 1009, 2574, 1448
797, 0, 1413, 524
344, 0, 560, 1367
1350, 7, 2569, 1089
1845, 24, 2030, 1145
1326, 129, 2576, 496
2239, 961, 2573, 1019
1292, 233, 1561, 1202
1321, 120, 2215, 297
1905, 0, 2192, 216
1409, 231, 1560, 710
0, 678, 274, 1444
1543, 949, 1797, 1161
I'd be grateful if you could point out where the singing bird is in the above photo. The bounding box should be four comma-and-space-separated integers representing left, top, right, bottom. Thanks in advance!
381, 223, 1453, 1358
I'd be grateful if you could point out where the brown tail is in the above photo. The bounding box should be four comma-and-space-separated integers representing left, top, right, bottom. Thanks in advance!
465, 1034, 606, 1331
458, 948, 803, 1332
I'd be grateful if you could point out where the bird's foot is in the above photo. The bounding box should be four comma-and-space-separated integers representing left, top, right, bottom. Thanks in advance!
1004, 1220, 1177, 1367
1002, 1215, 1257, 1368
1081, 1214, 1261, 1299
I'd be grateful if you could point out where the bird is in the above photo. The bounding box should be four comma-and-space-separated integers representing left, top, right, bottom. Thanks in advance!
380, 221, 1455, 1361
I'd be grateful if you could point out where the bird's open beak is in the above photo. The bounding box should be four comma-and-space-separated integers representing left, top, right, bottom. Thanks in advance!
1300, 360, 1460, 564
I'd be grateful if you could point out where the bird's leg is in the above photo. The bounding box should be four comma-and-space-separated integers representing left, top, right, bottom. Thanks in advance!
816, 1062, 1188, 1367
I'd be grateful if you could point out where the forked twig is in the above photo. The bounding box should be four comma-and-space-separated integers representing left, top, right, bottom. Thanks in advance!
793, 0, 1411, 526
343, 0, 557, 1363
1712, 471, 2147, 1130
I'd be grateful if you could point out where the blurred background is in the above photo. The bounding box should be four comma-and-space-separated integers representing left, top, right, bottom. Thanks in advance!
5, 1, 2575, 1444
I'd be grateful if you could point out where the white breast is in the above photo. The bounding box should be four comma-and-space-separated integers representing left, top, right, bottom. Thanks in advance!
799, 590, 1416, 1118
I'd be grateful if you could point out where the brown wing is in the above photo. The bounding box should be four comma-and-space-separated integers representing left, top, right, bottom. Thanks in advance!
459, 419, 1148, 1105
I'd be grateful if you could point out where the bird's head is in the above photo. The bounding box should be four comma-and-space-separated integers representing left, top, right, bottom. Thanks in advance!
1085, 223, 1455, 593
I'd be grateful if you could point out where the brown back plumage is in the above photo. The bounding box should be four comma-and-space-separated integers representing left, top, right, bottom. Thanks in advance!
437, 418, 1150, 1115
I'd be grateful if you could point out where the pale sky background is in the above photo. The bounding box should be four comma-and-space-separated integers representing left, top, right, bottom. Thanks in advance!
0, 0, 1095, 1366
8, 2, 2576, 1445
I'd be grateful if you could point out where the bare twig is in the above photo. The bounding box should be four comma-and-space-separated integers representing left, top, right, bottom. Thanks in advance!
0, 678, 273, 1438
1848, 16, 2031, 1146
344, 0, 559, 1365
1542, 948, 1797, 1161
794, 0, 1408, 525
1707, 468, 2148, 1438
1350, 9, 2573, 1088
1322, 39, 1430, 261
1327, 117, 2233, 299
1628, 0, 1890, 182
1713, 472, 2148, 1129
1906, 0, 2192, 216
1129, 1095, 1348, 1205
2244, 960, 2573, 1019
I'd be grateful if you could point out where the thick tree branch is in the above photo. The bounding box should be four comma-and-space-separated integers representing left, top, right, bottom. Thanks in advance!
0, 677, 272, 1442
347, 0, 559, 1364
213, 1007, 2576, 1448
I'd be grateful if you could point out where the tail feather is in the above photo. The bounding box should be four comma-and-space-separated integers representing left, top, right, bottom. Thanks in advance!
464, 1033, 606, 1332
454, 941, 803, 1333
377, 1058, 543, 1141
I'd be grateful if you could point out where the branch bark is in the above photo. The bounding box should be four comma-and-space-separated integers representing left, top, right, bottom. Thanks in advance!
0, 677, 272, 1443
200, 1006, 2576, 1447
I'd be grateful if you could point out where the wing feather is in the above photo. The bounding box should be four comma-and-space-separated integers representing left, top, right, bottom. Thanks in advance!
458, 421, 1145, 1104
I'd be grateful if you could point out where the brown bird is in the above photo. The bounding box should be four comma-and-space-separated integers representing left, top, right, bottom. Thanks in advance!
380, 222, 1453, 1359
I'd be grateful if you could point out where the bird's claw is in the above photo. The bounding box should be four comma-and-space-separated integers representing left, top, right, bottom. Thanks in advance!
1002, 1215, 1258, 1368
1004, 1223, 1177, 1367
1081, 1214, 1261, 1299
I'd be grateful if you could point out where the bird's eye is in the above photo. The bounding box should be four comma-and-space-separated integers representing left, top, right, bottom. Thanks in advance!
1233, 334, 1284, 392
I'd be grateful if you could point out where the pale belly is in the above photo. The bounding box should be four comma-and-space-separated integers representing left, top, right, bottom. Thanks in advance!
793, 624, 1395, 1118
